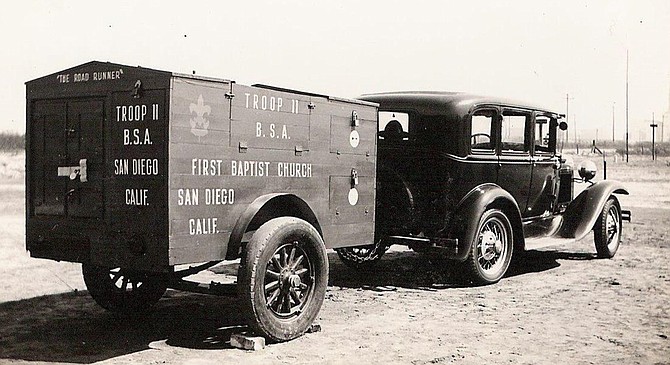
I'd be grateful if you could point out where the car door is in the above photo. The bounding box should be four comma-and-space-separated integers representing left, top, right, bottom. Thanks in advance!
527, 113, 560, 217
461, 107, 500, 198
496, 107, 533, 217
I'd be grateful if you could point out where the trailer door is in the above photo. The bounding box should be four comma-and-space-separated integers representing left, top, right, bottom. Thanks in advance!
31, 98, 105, 218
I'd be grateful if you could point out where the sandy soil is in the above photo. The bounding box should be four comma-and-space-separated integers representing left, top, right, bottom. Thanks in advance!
0, 152, 668, 365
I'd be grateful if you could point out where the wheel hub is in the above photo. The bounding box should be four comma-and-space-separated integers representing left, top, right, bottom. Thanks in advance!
289, 274, 301, 288
480, 231, 498, 261
279, 269, 296, 288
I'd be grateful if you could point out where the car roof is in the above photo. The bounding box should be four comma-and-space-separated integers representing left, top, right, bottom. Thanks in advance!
357, 91, 559, 117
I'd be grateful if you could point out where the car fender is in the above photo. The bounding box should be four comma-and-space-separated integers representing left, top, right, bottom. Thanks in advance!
225, 193, 322, 259
450, 183, 524, 261
558, 180, 628, 240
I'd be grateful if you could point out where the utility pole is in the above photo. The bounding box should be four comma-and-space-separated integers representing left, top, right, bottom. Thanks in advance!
565, 93, 574, 150
574, 114, 579, 154
612, 101, 616, 142
626, 50, 629, 163
651, 113, 658, 161
565, 93, 569, 147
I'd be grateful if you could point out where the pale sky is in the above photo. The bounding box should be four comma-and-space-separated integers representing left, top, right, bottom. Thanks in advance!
1, 0, 669, 141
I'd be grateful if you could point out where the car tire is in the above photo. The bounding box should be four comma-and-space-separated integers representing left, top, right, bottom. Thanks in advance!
463, 209, 514, 285
594, 197, 622, 258
82, 264, 167, 313
238, 217, 328, 342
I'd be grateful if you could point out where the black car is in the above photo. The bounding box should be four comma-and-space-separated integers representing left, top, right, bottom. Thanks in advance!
337, 91, 631, 284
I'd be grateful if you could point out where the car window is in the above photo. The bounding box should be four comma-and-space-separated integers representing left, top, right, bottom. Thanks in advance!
378, 111, 410, 142
534, 115, 552, 154
501, 109, 531, 153
471, 109, 495, 153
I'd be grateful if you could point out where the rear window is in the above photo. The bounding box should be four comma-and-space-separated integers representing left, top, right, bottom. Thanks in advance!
378, 111, 459, 154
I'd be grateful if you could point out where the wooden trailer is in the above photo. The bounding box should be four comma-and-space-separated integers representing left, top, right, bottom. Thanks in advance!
25, 61, 377, 341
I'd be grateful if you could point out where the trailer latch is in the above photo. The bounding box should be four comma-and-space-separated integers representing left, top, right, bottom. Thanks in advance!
57, 159, 87, 182
351, 168, 359, 187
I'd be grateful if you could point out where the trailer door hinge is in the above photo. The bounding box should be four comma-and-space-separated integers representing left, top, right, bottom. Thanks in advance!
238, 141, 248, 153
295, 145, 303, 156
307, 102, 316, 110
225, 92, 235, 99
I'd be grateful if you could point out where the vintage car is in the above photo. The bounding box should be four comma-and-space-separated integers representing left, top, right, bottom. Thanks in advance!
337, 91, 631, 284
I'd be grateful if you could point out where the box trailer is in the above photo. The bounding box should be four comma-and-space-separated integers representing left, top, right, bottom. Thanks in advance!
26, 61, 377, 341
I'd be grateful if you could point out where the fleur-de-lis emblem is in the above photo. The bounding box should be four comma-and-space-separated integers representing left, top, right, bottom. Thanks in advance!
189, 95, 211, 139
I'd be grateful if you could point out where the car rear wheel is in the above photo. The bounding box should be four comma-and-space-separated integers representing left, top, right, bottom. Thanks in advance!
82, 264, 167, 313
594, 197, 622, 258
238, 217, 328, 342
463, 209, 513, 285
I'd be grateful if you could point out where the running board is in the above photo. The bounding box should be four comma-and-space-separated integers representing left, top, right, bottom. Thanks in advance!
387, 235, 459, 252
524, 237, 576, 251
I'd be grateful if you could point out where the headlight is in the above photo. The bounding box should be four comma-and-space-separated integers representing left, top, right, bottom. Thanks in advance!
577, 160, 597, 181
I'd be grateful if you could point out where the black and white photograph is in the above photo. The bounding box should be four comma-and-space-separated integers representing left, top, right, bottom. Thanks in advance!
0, 1, 669, 364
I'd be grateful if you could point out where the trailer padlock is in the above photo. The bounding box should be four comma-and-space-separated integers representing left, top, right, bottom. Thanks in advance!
351, 168, 359, 187
351, 110, 359, 127
132, 79, 143, 98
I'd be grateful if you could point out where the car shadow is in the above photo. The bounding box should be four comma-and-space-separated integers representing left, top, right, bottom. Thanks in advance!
328, 248, 598, 290
0, 290, 247, 364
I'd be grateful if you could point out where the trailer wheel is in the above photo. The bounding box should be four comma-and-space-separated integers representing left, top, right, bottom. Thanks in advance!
82, 264, 167, 313
335, 239, 388, 270
594, 197, 622, 258
463, 209, 513, 285
238, 217, 328, 342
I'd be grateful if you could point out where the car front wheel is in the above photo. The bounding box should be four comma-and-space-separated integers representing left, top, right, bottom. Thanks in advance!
594, 197, 622, 258
463, 209, 514, 285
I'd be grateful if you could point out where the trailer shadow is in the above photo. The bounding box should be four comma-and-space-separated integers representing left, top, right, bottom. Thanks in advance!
328, 248, 597, 290
0, 290, 246, 364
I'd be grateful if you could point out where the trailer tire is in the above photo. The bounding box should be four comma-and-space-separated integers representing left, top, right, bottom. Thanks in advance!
82, 264, 167, 313
238, 217, 328, 342
594, 197, 622, 258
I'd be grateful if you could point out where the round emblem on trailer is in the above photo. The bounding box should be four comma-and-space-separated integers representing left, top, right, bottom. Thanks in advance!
349, 130, 360, 148
348, 188, 359, 206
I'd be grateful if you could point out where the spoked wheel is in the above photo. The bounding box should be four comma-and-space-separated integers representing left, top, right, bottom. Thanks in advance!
265, 242, 314, 317
463, 209, 513, 285
594, 197, 622, 258
238, 217, 328, 342
335, 239, 388, 270
82, 264, 167, 313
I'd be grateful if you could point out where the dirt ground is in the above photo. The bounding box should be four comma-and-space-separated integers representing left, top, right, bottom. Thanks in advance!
0, 151, 669, 365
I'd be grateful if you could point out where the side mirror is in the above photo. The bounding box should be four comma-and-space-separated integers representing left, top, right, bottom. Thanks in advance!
559, 121, 568, 131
